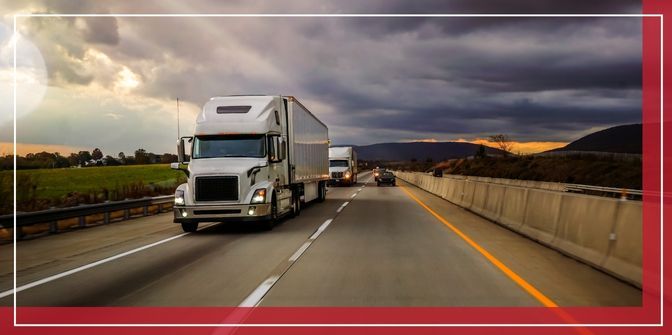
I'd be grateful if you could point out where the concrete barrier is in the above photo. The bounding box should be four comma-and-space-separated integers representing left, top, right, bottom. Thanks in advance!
469, 182, 489, 214
481, 184, 505, 222
395, 171, 642, 287
519, 189, 563, 245
603, 200, 643, 285
499, 187, 528, 230
552, 194, 617, 268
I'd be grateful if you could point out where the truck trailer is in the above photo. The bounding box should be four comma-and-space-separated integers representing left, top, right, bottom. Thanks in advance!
328, 146, 358, 186
171, 95, 329, 232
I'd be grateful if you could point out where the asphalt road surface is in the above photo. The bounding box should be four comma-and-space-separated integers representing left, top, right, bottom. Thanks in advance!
0, 171, 641, 307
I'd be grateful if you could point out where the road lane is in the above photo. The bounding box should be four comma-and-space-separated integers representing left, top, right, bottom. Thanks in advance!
0, 170, 640, 307
0, 172, 371, 306
261, 177, 542, 306
396, 179, 641, 306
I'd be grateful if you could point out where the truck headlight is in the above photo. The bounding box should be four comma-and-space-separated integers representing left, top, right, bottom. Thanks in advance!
344, 171, 352, 179
175, 190, 185, 206
251, 188, 267, 204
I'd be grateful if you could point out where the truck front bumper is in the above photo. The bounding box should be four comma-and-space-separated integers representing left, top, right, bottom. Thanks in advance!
173, 203, 272, 223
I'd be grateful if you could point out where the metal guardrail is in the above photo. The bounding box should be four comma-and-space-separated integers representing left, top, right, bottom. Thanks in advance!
564, 183, 643, 199
0, 195, 174, 239
406, 171, 644, 200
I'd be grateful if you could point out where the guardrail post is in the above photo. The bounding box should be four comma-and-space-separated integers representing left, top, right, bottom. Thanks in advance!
124, 209, 130, 220
104, 212, 110, 224
143, 205, 149, 216
78, 215, 85, 227
49, 221, 58, 234
158, 203, 163, 213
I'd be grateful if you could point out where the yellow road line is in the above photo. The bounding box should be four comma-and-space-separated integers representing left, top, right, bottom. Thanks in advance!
399, 185, 558, 308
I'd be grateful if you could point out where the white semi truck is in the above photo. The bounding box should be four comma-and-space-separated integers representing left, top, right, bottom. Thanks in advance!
171, 95, 329, 232
328, 147, 358, 186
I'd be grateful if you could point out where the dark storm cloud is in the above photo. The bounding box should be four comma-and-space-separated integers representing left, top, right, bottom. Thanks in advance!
81, 17, 120, 45
7, 0, 643, 149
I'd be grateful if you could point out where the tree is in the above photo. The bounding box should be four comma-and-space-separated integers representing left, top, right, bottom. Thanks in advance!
68, 153, 80, 167
160, 153, 178, 163
78, 151, 92, 165
488, 134, 514, 156
475, 144, 487, 159
118, 152, 126, 164
104, 155, 120, 166
92, 148, 103, 161
134, 148, 148, 165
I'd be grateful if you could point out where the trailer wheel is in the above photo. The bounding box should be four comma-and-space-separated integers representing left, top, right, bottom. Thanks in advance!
290, 193, 301, 217
317, 182, 326, 202
181, 222, 198, 233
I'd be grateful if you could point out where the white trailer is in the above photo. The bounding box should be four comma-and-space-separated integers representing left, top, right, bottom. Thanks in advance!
328, 146, 358, 186
171, 95, 329, 232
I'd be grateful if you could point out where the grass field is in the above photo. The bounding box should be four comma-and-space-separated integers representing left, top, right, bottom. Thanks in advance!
1, 164, 184, 199
0, 165, 187, 214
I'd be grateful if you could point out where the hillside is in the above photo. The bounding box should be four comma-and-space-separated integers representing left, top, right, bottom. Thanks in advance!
436, 156, 641, 189
338, 142, 506, 161
550, 124, 642, 154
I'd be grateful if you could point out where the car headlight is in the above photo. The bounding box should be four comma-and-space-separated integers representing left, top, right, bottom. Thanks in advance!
345, 171, 352, 179
175, 189, 185, 206
251, 188, 267, 204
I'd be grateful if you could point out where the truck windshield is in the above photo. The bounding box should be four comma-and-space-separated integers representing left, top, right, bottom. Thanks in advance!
192, 135, 266, 159
330, 160, 349, 167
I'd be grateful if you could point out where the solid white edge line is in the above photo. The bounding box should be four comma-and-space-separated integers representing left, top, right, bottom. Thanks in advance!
0, 224, 218, 299
238, 275, 280, 307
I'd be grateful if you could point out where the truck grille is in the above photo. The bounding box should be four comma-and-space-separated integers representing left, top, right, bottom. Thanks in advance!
331, 172, 344, 178
195, 176, 238, 201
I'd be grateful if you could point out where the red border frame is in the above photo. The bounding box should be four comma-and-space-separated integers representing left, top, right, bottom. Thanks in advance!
2, 1, 669, 334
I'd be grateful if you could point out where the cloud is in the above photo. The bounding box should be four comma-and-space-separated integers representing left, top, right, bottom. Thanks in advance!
0, 0, 643, 154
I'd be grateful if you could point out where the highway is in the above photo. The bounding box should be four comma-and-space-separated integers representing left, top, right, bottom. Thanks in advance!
0, 171, 640, 307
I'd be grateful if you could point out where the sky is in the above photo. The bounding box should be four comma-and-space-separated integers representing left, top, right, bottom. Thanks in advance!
0, 0, 643, 156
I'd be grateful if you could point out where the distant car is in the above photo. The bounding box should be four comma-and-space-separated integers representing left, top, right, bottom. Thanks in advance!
432, 168, 443, 177
377, 171, 396, 186
373, 167, 382, 181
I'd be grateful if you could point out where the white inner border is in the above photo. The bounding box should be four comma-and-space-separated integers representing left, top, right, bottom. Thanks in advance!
11, 13, 664, 328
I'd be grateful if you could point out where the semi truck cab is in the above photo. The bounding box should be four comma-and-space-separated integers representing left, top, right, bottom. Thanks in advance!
172, 95, 329, 232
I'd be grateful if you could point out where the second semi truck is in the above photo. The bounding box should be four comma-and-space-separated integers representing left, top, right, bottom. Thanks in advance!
328, 146, 358, 186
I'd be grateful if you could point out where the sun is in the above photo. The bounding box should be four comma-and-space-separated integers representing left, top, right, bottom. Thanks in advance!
116, 66, 140, 90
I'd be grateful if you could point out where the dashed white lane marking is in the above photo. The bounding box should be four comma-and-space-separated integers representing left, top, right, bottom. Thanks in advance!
237, 172, 377, 308
309, 219, 333, 240
336, 201, 349, 213
238, 275, 281, 307
288, 241, 312, 262
0, 222, 219, 299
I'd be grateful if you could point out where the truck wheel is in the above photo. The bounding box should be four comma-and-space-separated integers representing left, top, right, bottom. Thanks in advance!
317, 182, 326, 202
261, 195, 278, 230
291, 194, 301, 216
181, 222, 198, 233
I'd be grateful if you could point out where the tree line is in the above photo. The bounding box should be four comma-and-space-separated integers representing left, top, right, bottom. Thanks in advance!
0, 148, 178, 170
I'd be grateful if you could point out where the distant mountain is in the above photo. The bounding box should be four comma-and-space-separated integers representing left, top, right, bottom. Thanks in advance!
334, 142, 506, 161
551, 124, 642, 154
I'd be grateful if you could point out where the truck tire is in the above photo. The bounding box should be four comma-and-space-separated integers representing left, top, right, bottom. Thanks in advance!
181, 222, 198, 233
317, 182, 326, 202
291, 194, 301, 216
260, 195, 278, 230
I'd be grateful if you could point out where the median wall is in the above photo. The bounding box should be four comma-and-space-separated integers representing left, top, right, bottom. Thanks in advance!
395, 171, 642, 287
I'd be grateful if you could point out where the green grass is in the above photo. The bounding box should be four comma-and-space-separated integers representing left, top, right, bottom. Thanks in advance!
1, 164, 185, 199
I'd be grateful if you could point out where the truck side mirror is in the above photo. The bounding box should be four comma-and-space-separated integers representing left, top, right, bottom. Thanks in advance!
278, 137, 287, 160
177, 136, 193, 164
177, 138, 186, 163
